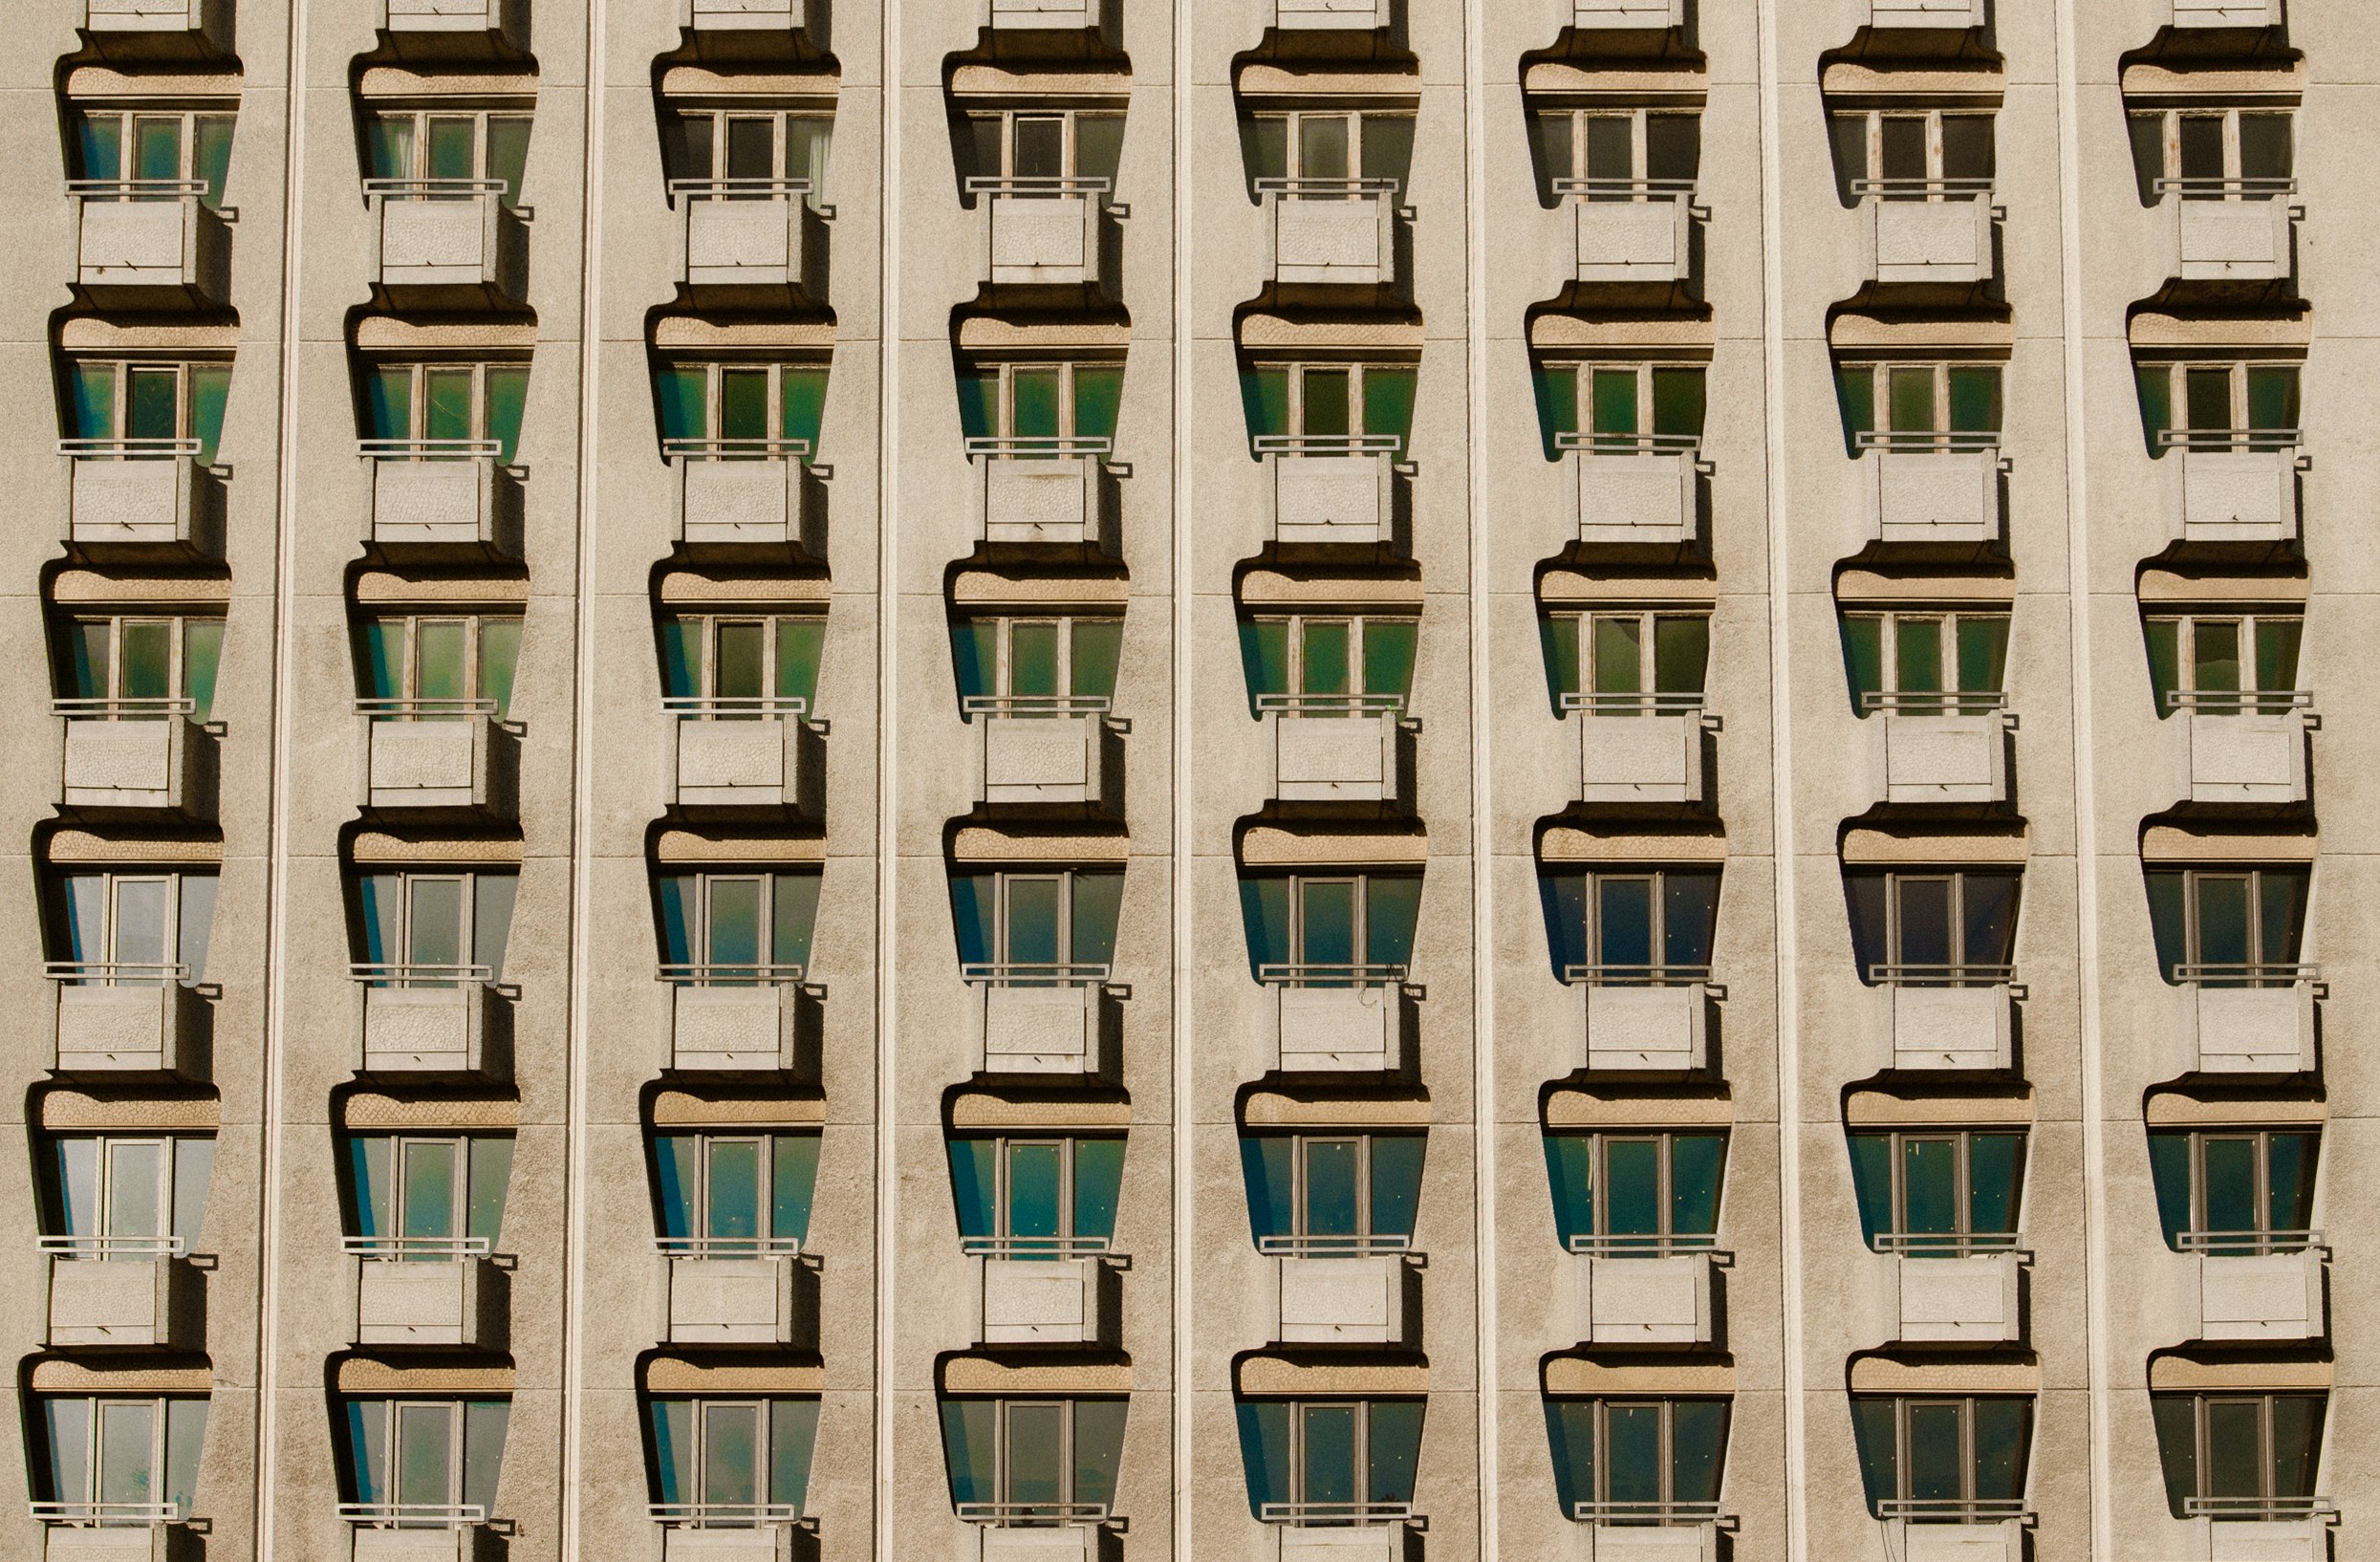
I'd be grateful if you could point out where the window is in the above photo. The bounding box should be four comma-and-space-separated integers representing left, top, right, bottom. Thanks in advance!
1539, 609, 1708, 718
1840, 609, 2009, 717
357, 615, 520, 723
1834, 361, 2002, 458
353, 870, 516, 988
2144, 611, 2304, 717
1240, 873, 1422, 986
949, 1136, 1123, 1258
2149, 1127, 2317, 1256
1236, 1399, 1422, 1527
1531, 362, 1706, 464
1848, 1129, 2024, 1256
941, 1398, 1127, 1525
360, 362, 530, 466
55, 614, 224, 724
2146, 865, 2308, 987
665, 109, 833, 207
1543, 1131, 1723, 1256
660, 613, 826, 721
31, 1396, 206, 1527
342, 1134, 513, 1259
61, 359, 231, 466
2153, 1393, 2326, 1522
1827, 110, 1995, 206
657, 872, 820, 986
1238, 614, 1417, 719
2127, 107, 2292, 206
48, 870, 217, 988
68, 105, 234, 208
1540, 868, 1719, 987
1241, 1133, 1424, 1256
42, 1135, 214, 1259
648, 1398, 818, 1528
955, 360, 1123, 458
1241, 109, 1417, 201
952, 616, 1123, 721
1844, 869, 2019, 987
339, 1399, 508, 1528
951, 868, 1124, 985
1851, 1397, 2031, 1523
361, 110, 531, 207
654, 1131, 818, 1255
2133, 360, 2299, 457
961, 110, 1125, 206
1240, 361, 1418, 460
1525, 108, 1699, 207
1544, 1398, 1728, 1527
655, 362, 829, 464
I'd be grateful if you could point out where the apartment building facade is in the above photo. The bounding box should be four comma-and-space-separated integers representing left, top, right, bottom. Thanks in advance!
4, 0, 2374, 1559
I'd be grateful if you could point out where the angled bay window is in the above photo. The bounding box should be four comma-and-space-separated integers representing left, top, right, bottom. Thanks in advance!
2147, 865, 2308, 988
2145, 609, 2304, 717
942, 1397, 1126, 1529
1540, 608, 1707, 717
1242, 1133, 1423, 1257
1241, 872, 1420, 987
48, 870, 216, 988
68, 104, 235, 209
2134, 358, 2299, 457
1526, 107, 1698, 207
2153, 1392, 2328, 1523
949, 1135, 1122, 1258
2127, 105, 2293, 206
1241, 360, 1417, 461
62, 358, 231, 468
1834, 359, 2001, 460
957, 358, 1122, 462
358, 613, 519, 724
361, 360, 530, 466
1846, 869, 2018, 988
1540, 868, 1718, 987
353, 869, 515, 989
654, 1131, 817, 1256
664, 107, 833, 208
1237, 1399, 1422, 1529
660, 612, 825, 721
1544, 1131, 1722, 1257
42, 1133, 213, 1260
952, 867, 1123, 987
953, 614, 1121, 719
1545, 1398, 1728, 1528
1239, 613, 1416, 720
1851, 1396, 2031, 1524
361, 108, 530, 208
1841, 608, 2008, 717
2150, 1127, 2317, 1257
1849, 1129, 2024, 1257
648, 1397, 818, 1529
338, 1398, 508, 1531
1241, 108, 1416, 200
961, 108, 1125, 205
658, 871, 819, 987
56, 612, 223, 723
657, 360, 829, 464
1532, 361, 1705, 465
1827, 108, 1995, 206
341, 1133, 511, 1260
30, 1395, 206, 1529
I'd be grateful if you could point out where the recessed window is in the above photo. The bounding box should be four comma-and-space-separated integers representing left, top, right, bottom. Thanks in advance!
2153, 1392, 2326, 1522
41, 1133, 214, 1258
647, 1397, 819, 1529
961, 110, 1125, 206
2126, 107, 2292, 206
1544, 1397, 1729, 1527
953, 615, 1123, 721
2145, 865, 2308, 987
1827, 109, 1995, 206
942, 1397, 1126, 1525
1240, 361, 1418, 460
1525, 108, 1699, 207
1847, 1128, 2024, 1256
1236, 1399, 1422, 1527
357, 614, 520, 723
352, 869, 516, 987
31, 1395, 207, 1526
1844, 869, 2019, 987
1543, 1130, 1723, 1256
68, 105, 235, 208
665, 109, 833, 208
660, 613, 825, 720
1833, 361, 2002, 459
2148, 1127, 2318, 1256
2132, 360, 2299, 457
657, 871, 820, 985
340, 1133, 512, 1258
1850, 1396, 2031, 1523
1840, 609, 2009, 717
359, 362, 530, 466
361, 109, 531, 207
955, 360, 1123, 458
1539, 609, 1707, 718
47, 869, 217, 988
1239, 872, 1421, 986
949, 1135, 1123, 1258
338, 1399, 508, 1529
653, 1131, 818, 1255
1239, 614, 1417, 719
55, 613, 224, 724
1540, 867, 1719, 987
1241, 109, 1416, 201
2144, 610, 2304, 717
951, 868, 1123, 983
1531, 361, 1706, 464
656, 362, 829, 464
61, 358, 231, 467
1241, 1132, 1424, 1257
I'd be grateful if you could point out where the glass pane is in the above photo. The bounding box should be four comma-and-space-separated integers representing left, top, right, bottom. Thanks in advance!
127, 370, 177, 443
1303, 1140, 1360, 1237
1244, 115, 1288, 186
718, 369, 768, 445
2193, 620, 2241, 693
364, 116, 414, 182
1961, 875, 2018, 968
366, 367, 412, 443
119, 622, 171, 703
954, 621, 999, 705
2203, 1400, 2263, 1501
1301, 621, 1352, 698
462, 1401, 508, 1515
2271, 1397, 2324, 1499
1670, 1136, 1724, 1237
1592, 618, 1644, 696
2153, 1398, 2198, 1517
423, 369, 472, 445
69, 364, 115, 443
1900, 1139, 1958, 1237
1006, 1142, 1064, 1243
1364, 877, 1421, 969
1595, 877, 1654, 971
1241, 1137, 1297, 1243
1241, 877, 1292, 975
104, 1140, 163, 1238
1358, 115, 1415, 194
1837, 366, 1875, 453
2255, 619, 2302, 694
1653, 618, 1708, 696
1241, 367, 1290, 442
189, 365, 229, 466
1590, 370, 1638, 438
1527, 112, 1570, 206
701, 1404, 761, 1507
771, 1136, 819, 1246
705, 879, 763, 969
1879, 118, 1926, 186
2239, 114, 2292, 185
1972, 1400, 2027, 1502
478, 620, 520, 719
1071, 619, 1123, 702
1947, 368, 2001, 435
780, 367, 829, 452
65, 621, 109, 702
55, 1139, 99, 1237
1604, 1404, 1663, 1508
1842, 617, 1882, 712
1071, 1399, 1126, 1512
77, 113, 123, 183
113, 879, 168, 967
484, 367, 528, 465
1585, 117, 1633, 186
716, 622, 765, 704
1299, 116, 1351, 182
1887, 367, 1936, 433
1301, 370, 1350, 438
2267, 1132, 2317, 1235
724, 117, 773, 183
951, 874, 998, 968
176, 877, 214, 986
1905, 1402, 1965, 1502
1847, 874, 1890, 982
1671, 1400, 1728, 1506
1012, 117, 1064, 180
1941, 117, 1994, 184
706, 1139, 762, 1241
194, 117, 233, 207
1828, 115, 1867, 206
1532, 363, 1578, 461
1540, 616, 1581, 711
1360, 369, 1416, 448
771, 875, 820, 971
2260, 870, 2305, 967
1297, 880, 1357, 967
760, 1399, 817, 1511
1298, 1405, 1358, 1507
345, 1399, 388, 1505
97, 1401, 156, 1508
1004, 1403, 1064, 1507
1071, 1139, 1123, 1244
1646, 115, 1699, 184
672, 116, 714, 183
949, 1139, 998, 1240
1957, 618, 2010, 695
1544, 1136, 1593, 1248
44, 1399, 92, 1507
424, 117, 475, 180
941, 1399, 998, 1508
956, 370, 1000, 443
406, 879, 464, 969
1893, 618, 1944, 696
163, 1399, 206, 1517
2147, 870, 2187, 980
466, 1139, 509, 1247
1236, 1401, 1291, 1516
1010, 368, 1061, 442
1367, 1402, 1423, 1507
400, 1140, 458, 1242
2178, 116, 2224, 183
656, 1134, 700, 1239
1894, 878, 1954, 969
2246, 367, 2298, 432
394, 1404, 454, 1508
1661, 874, 1718, 969
2148, 1133, 2193, 1248
408, 620, 465, 706
1072, 365, 1123, 442
2185, 368, 2234, 432
1070, 873, 1122, 968
1004, 879, 1063, 965
1362, 620, 1417, 701
484, 118, 530, 207
1544, 1401, 1593, 1515
1009, 622, 1061, 697
1967, 1134, 2023, 1237
1368, 1136, 1424, 1240
1604, 1139, 1662, 1239
2201, 1138, 2260, 1236
133, 117, 180, 184
2195, 876, 2252, 968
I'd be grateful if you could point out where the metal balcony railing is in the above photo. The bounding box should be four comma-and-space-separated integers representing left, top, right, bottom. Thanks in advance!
54, 695, 199, 720
963, 961, 1114, 988
364, 177, 508, 204
359, 437, 507, 462
962, 1234, 1112, 1258
1861, 689, 2006, 715
651, 1502, 808, 1529
2155, 427, 2302, 453
1855, 429, 2001, 454
340, 1503, 487, 1529
357, 696, 499, 722
46, 961, 192, 988
964, 694, 1113, 718
350, 961, 495, 990
1253, 433, 1402, 458
1567, 1232, 1720, 1257
68, 178, 213, 204
1564, 963, 1714, 989
1874, 1499, 2030, 1523
2155, 177, 2297, 200
1255, 176, 1399, 201
1556, 430, 1700, 456
1258, 1232, 1413, 1257
664, 695, 811, 720
2183, 1497, 2334, 1521
659, 961, 810, 987
59, 438, 204, 462
1851, 178, 1996, 202
1554, 176, 1696, 202
964, 435, 1114, 461
2170, 961, 2319, 991
1259, 1502, 1415, 1528
2177, 1227, 2325, 1258
31, 1501, 185, 1526
958, 1502, 1112, 1528
340, 1234, 491, 1259
2162, 687, 2312, 714
1258, 962, 1410, 989
1256, 692, 1407, 717
964, 175, 1113, 201
1867, 963, 2019, 990
38, 1234, 187, 1258
654, 1234, 803, 1257
666, 176, 813, 206
1872, 1229, 2023, 1257
665, 437, 812, 462
1562, 690, 1704, 716
1571, 1500, 1730, 1526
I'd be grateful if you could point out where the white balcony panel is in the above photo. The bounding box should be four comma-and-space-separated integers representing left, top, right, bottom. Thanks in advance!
78, 200, 219, 293
1575, 198, 1690, 283
1277, 985, 1405, 1073
1278, 1529, 1403, 1562
378, 196, 508, 290
981, 457, 1099, 545
372, 459, 507, 549
1887, 1522, 2025, 1562
666, 1254, 798, 1344
681, 460, 809, 548
1881, 713, 2007, 804
690, 0, 805, 26
45, 1529, 184, 1562
1581, 1527, 1720, 1561
980, 984, 1099, 1074
981, 1256, 1099, 1344
2175, 450, 2299, 543
47, 1257, 182, 1348
1578, 713, 1703, 803
356, 1257, 487, 1346
2198, 1250, 2325, 1342
2198, 1518, 2329, 1561
55, 985, 196, 1074
85, 0, 219, 31
675, 719, 800, 808
1276, 1254, 1407, 1344
2186, 983, 2316, 1074
664, 1532, 798, 1562
361, 984, 488, 1074
1896, 1252, 2022, 1343
1272, 454, 1393, 545
987, 194, 1098, 284
983, 715, 1105, 805
1272, 713, 1399, 802
1574, 450, 1696, 544
2186, 712, 2308, 804
1583, 985, 1708, 1074
1869, 450, 1999, 543
384, 0, 510, 31
1578, 1253, 1714, 1345
2172, 1, 2280, 25
684, 197, 803, 287
351, 1530, 482, 1562
1276, 0, 1388, 28
1871, 0, 1982, 25
70, 459, 201, 549
1886, 986, 2012, 1072
368, 718, 491, 811
1272, 193, 1395, 286
64, 719, 200, 813
672, 985, 799, 1073
2176, 200, 2294, 282
1571, 0, 1684, 26
1872, 200, 1993, 284
981, 1530, 1093, 1562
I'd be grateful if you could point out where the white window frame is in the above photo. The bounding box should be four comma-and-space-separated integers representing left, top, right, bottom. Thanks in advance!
2144, 609, 2306, 715
656, 359, 826, 462
2130, 105, 2296, 201
1530, 106, 1701, 198
1833, 108, 1997, 200
55, 612, 222, 721
51, 870, 214, 989
660, 612, 819, 720
1840, 607, 2011, 716
1865, 1395, 2032, 1523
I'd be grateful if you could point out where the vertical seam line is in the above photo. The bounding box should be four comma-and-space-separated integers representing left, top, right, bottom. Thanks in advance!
1170, 0, 1195, 1555
875, 0, 901, 1555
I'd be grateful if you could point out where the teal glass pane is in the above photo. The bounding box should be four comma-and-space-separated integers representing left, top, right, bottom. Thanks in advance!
1070, 619, 1122, 701
2272, 1396, 2324, 1499
1847, 1135, 1893, 1247
416, 620, 467, 704
1235, 1401, 1291, 1516
1972, 1399, 2028, 1502
1240, 620, 1290, 715
471, 877, 515, 982
41, 1398, 91, 1506
1366, 1401, 1424, 1507
1071, 365, 1123, 442
1540, 615, 1581, 714
1544, 1399, 1593, 1516
1241, 366, 1290, 447
163, 1399, 206, 1516
1590, 370, 1637, 437
394, 1403, 453, 1508
2147, 1132, 2192, 1248
1605, 1403, 1662, 1508
1900, 1139, 1958, 1238
1662, 873, 1720, 968
365, 367, 411, 442
1363, 620, 1417, 701
1004, 1402, 1064, 1507
193, 117, 233, 208
400, 1141, 457, 1242
2202, 1137, 2258, 1237
1672, 1400, 1729, 1506
1957, 618, 2010, 695
484, 367, 529, 465
1651, 368, 1706, 439
349, 1136, 391, 1240
1302, 370, 1351, 439
720, 369, 768, 444
948, 1138, 998, 1240
655, 1134, 699, 1239
1968, 1133, 2023, 1237
700, 1402, 760, 1507
768, 1399, 819, 1508
649, 1399, 694, 1507
1834, 367, 1874, 456
128, 369, 177, 442
1071, 1139, 1123, 1244
478, 619, 520, 719
120, 622, 172, 703
770, 1134, 819, 1244
953, 620, 998, 706
2144, 619, 2180, 716
424, 116, 473, 180
1300, 1405, 1358, 1507
344, 1399, 387, 1504
1303, 1140, 1360, 1237
2256, 619, 2303, 694
1071, 871, 1123, 967
133, 118, 179, 184
1605, 1139, 1662, 1239
462, 1401, 508, 1514
1365, 877, 1422, 968
1006, 1141, 1064, 1242
2136, 365, 2173, 454
706, 1139, 762, 1241
2196, 876, 2252, 968
949, 873, 997, 967
1241, 1137, 1296, 1243
363, 116, 412, 182
2246, 367, 2298, 432
189, 365, 229, 466
1531, 364, 1578, 461
1896, 618, 1943, 694
1301, 620, 1351, 697
485, 118, 530, 208
1841, 617, 1883, 714
2205, 1400, 2261, 1501
69, 364, 115, 442
1906, 1402, 1964, 1503
1544, 1135, 1594, 1247
2260, 870, 2306, 966
1541, 871, 1590, 978
1671, 1135, 1725, 1237
1887, 366, 1936, 434
774, 619, 824, 708
76, 113, 121, 182
656, 367, 707, 445
1597, 877, 1655, 968
424, 368, 472, 444
955, 370, 1000, 444
2153, 1397, 2197, 1517
1298, 880, 1356, 967
2269, 1132, 2317, 1234
97, 1402, 154, 1507
1369, 1135, 1425, 1239
2146, 870, 2187, 981
1362, 368, 1417, 449
780, 368, 829, 456
465, 1138, 510, 1247
1071, 1400, 1128, 1512
706, 879, 763, 968
771, 874, 820, 970
1240, 877, 1292, 975
1011, 368, 1061, 443
1948, 368, 2001, 434
658, 877, 696, 966
1653, 617, 1708, 696
1011, 621, 1060, 697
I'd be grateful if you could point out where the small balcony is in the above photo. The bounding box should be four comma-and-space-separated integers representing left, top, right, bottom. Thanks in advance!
987, 0, 1101, 28
1862, 436, 2003, 545
2168, 188, 2299, 283
2174, 968, 2319, 1075
1570, 695, 1713, 806
1573, 1243, 1720, 1346
1568, 184, 1693, 287
657, 1521, 810, 1562
369, 183, 526, 304
666, 969, 813, 1073
972, 701, 1120, 809
674, 443, 819, 552
366, 446, 524, 554
1869, 0, 1983, 27
1262, 183, 1398, 289
660, 1238, 807, 1345
1265, 700, 1412, 806
2171, 0, 2283, 26
342, 1511, 500, 1561
362, 705, 515, 816
2174, 697, 2312, 805
1275, 0, 1388, 28
354, 967, 507, 1076
83, 0, 227, 40
1864, 191, 1997, 287
43, 1239, 197, 1349
382, 0, 524, 39
64, 446, 219, 555
33, 1512, 200, 1560
2190, 1508, 2337, 1562
1266, 966, 1416, 1074
1888, 1244, 2024, 1344
968, 967, 1119, 1076
670, 701, 823, 814
1263, 440, 1403, 548
1875, 975, 2018, 1073
971, 1239, 1118, 1346
349, 1240, 505, 1348
51, 968, 205, 1076
1570, 1513, 1726, 1559
675, 181, 819, 298
1877, 1514, 2029, 1562
689, 0, 807, 27
2186, 1238, 2326, 1342
1267, 1518, 1416, 1561
1570, 0, 1685, 28
974, 445, 1114, 548
1869, 698, 2012, 806
1568, 437, 1700, 546
968, 1519, 1108, 1561
2163, 438, 2303, 544
1266, 1243, 1414, 1346
59, 705, 211, 816
72, 185, 228, 305
1574, 972, 1716, 1074
974, 180, 1113, 290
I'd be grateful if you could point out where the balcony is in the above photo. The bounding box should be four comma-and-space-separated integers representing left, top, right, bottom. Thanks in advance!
1263, 440, 1402, 548
1570, 695, 1713, 805
1870, 698, 2012, 805
968, 1520, 1108, 1561
381, 0, 524, 40
64, 446, 218, 555
689, 0, 807, 26
2167, 189, 2298, 283
657, 1524, 808, 1562
1574, 1244, 1719, 1346
1878, 1515, 2028, 1562
1266, 1243, 1413, 1346
369, 183, 526, 304
1570, 1514, 1725, 1559
354, 968, 505, 1076
968, 967, 1118, 1075
2171, 0, 2283, 25
2190, 1508, 2337, 1562
675, 182, 818, 297
43, 1240, 197, 1349
972, 701, 1119, 809
1276, 0, 1388, 27
660, 1238, 806, 1344
83, 0, 227, 41
2173, 968, 2319, 1074
972, 1240, 1117, 1346
675, 444, 819, 551
342, 1513, 500, 1561
1864, 191, 1997, 287
362, 705, 515, 815
1266, 967, 1415, 1074
1262, 183, 1398, 289
1264, 700, 1412, 806
34, 1515, 200, 1560
670, 701, 822, 814
1876, 976, 2018, 1073
59, 705, 211, 816
974, 445, 1114, 548
1889, 1245, 2023, 1344
2174, 697, 2312, 804
1267, 1519, 1414, 1561
51, 969, 205, 1075
2164, 439, 2303, 544
1869, 0, 1983, 26
974, 180, 1113, 290
1568, 437, 1700, 546
1861, 436, 2003, 546
1574, 973, 1715, 1074
1571, 0, 1684, 27
2189, 1240, 2326, 1342
666, 970, 812, 1073
72, 185, 228, 305
350, 1241, 504, 1348
987, 0, 1101, 28
367, 446, 523, 554
1568, 184, 1693, 286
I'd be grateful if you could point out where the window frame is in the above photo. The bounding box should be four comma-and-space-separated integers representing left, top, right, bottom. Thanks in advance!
655, 869, 819, 987
342, 1132, 509, 1261
1829, 108, 1998, 203
359, 108, 531, 207
358, 360, 530, 465
664, 107, 833, 208
2147, 864, 2311, 988
658, 611, 825, 721
2153, 1126, 2320, 1257
943, 1396, 1123, 1526
60, 358, 233, 466
953, 613, 1124, 720
2127, 106, 2295, 204
2133, 358, 2302, 455
1240, 612, 1419, 719
952, 1134, 1115, 1258
1541, 607, 1711, 716
1527, 106, 1702, 205
1240, 1398, 1422, 1528
2157, 1393, 2330, 1522
2142, 609, 2305, 717
1849, 1128, 2026, 1257
1243, 107, 1417, 204
1547, 1130, 1727, 1257
654, 358, 829, 463
1543, 866, 1721, 988
339, 1397, 509, 1527
1847, 868, 2021, 988
1854, 1395, 2033, 1523
963, 108, 1124, 202
350, 868, 515, 990
1548, 1397, 1733, 1527
955, 867, 1121, 987
31, 1393, 207, 1526
1834, 360, 2005, 455
1839, 607, 2012, 717
65, 104, 236, 207
356, 612, 522, 724
49, 869, 216, 989
43, 1133, 214, 1261
1241, 359, 1418, 459
1535, 361, 1708, 459
651, 1131, 810, 1256
956, 358, 1124, 459
54, 611, 225, 724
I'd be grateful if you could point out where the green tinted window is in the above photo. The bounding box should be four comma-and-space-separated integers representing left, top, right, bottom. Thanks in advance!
1361, 368, 1417, 449
1362, 620, 1417, 701
484, 117, 530, 207
193, 117, 233, 208
1540, 615, 1581, 713
1835, 366, 1874, 455
183, 620, 224, 723
69, 364, 115, 442
1947, 367, 2001, 434
1239, 620, 1289, 714
1957, 618, 2009, 694
955, 369, 999, 444
1842, 616, 1883, 712
1532, 364, 1578, 461
1071, 619, 1123, 701
479, 620, 520, 718
952, 621, 997, 706
188, 366, 229, 466
1072, 365, 1123, 443
1651, 369, 1705, 439
773, 620, 824, 707
1302, 370, 1350, 438
76, 113, 122, 182
1241, 366, 1290, 446
2136, 365, 2173, 454
780, 367, 829, 457
483, 367, 529, 464
657, 368, 706, 445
